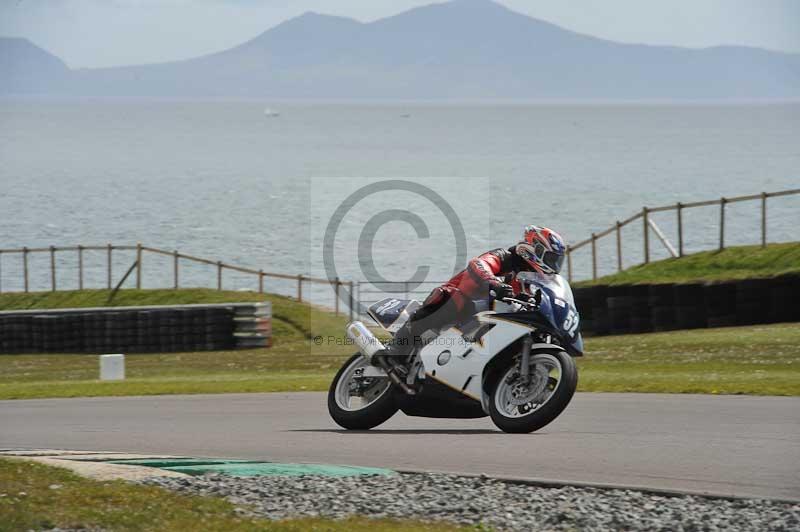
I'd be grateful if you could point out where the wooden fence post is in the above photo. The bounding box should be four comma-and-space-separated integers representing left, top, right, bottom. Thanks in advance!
107, 244, 112, 290
258, 270, 264, 294
719, 197, 726, 251
135, 243, 142, 289
677, 202, 684, 257
217, 261, 222, 291
348, 281, 354, 321
566, 246, 572, 283
334, 277, 340, 315
23, 247, 29, 293
761, 192, 767, 247
50, 246, 56, 291
78, 245, 84, 290
642, 207, 650, 264
297, 275, 303, 302
615, 222, 622, 272
355, 281, 360, 318
173, 250, 179, 289
591, 233, 598, 280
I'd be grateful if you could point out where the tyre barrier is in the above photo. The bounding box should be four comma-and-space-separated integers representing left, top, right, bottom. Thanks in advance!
590, 285, 610, 336
0, 302, 271, 354
607, 285, 632, 335
673, 282, 706, 331
629, 284, 652, 334
574, 275, 799, 336
648, 284, 676, 332
704, 282, 737, 329
573, 289, 594, 335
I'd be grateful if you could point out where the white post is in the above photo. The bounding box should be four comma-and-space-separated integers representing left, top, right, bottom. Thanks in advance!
100, 354, 125, 381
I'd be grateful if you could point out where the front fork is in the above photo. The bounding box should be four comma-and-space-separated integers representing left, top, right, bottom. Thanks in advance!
520, 335, 533, 386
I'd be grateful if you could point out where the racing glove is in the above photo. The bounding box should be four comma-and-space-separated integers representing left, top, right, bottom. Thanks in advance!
489, 281, 513, 301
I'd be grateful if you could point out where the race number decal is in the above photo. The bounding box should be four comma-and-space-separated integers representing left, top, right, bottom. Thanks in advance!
562, 309, 579, 336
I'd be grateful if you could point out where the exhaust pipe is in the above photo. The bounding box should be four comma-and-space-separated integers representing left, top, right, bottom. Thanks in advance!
346, 321, 416, 395
346, 321, 386, 364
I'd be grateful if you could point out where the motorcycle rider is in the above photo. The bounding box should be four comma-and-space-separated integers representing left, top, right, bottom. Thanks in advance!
377, 225, 567, 366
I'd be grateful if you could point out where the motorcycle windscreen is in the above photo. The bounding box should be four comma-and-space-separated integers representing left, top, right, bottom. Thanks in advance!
517, 272, 583, 353
367, 297, 421, 333
517, 271, 576, 307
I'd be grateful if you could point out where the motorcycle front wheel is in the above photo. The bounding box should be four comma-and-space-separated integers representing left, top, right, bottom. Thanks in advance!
488, 350, 577, 434
328, 353, 399, 430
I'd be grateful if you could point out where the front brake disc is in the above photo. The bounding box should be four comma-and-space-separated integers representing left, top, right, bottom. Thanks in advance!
507, 366, 549, 405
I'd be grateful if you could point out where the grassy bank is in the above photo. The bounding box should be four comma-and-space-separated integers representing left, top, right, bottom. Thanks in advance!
0, 289, 798, 398
0, 288, 269, 310
576, 242, 800, 286
0, 459, 460, 532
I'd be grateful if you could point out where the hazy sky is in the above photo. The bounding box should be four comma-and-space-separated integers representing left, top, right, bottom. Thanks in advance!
2, 0, 799, 68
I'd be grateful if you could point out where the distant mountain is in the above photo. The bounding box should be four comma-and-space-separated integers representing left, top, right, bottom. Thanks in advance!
0, 37, 70, 94
3, 0, 799, 99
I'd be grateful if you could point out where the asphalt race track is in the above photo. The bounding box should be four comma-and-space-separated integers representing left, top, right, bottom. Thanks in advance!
1, 392, 798, 501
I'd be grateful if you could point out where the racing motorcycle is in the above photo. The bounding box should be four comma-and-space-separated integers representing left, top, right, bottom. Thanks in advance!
327, 271, 582, 434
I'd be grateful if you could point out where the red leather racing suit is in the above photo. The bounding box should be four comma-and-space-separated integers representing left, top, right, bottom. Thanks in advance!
395, 247, 532, 350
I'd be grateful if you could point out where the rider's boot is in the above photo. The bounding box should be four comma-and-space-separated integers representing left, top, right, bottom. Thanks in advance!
372, 324, 416, 395
376, 321, 417, 363
373, 353, 416, 395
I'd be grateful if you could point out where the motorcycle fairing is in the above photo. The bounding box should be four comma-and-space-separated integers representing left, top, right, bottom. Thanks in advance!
416, 315, 536, 414
395, 377, 486, 419
512, 272, 584, 356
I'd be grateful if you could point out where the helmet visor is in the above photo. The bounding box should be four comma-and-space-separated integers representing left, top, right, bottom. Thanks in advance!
534, 242, 565, 274
543, 250, 565, 274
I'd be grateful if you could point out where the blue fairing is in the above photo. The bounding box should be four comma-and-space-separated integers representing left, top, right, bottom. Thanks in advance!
519, 272, 584, 356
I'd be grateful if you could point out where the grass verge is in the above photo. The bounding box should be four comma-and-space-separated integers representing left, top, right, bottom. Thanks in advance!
578, 323, 800, 395
0, 289, 798, 398
0, 459, 461, 532
0, 323, 797, 399
576, 242, 800, 286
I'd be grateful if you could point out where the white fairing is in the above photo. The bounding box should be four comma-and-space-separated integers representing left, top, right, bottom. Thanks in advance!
417, 313, 555, 413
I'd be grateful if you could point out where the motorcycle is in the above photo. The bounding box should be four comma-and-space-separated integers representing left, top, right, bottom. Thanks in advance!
327, 271, 583, 433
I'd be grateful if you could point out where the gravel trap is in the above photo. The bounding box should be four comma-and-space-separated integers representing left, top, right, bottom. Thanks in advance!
143, 471, 800, 531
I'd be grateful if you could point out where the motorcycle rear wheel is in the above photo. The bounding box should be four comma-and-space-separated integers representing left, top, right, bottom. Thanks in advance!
488, 350, 577, 434
328, 353, 399, 430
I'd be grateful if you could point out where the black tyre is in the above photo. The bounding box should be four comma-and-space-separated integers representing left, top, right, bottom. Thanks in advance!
704, 282, 736, 318
648, 284, 675, 307
630, 317, 653, 333
488, 350, 578, 434
652, 306, 677, 331
675, 305, 706, 329
707, 315, 737, 328
590, 284, 610, 336
769, 275, 798, 323
328, 353, 399, 430
573, 288, 594, 321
